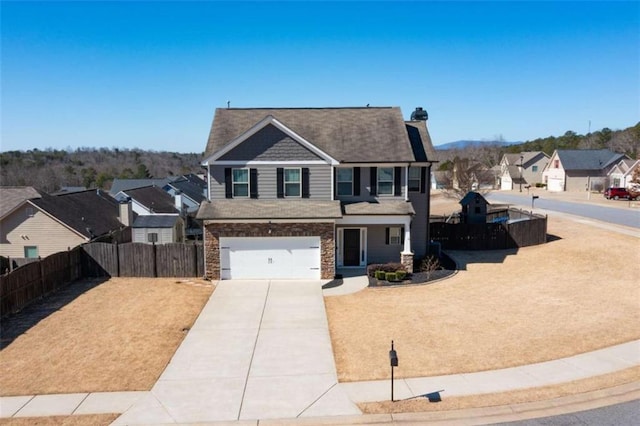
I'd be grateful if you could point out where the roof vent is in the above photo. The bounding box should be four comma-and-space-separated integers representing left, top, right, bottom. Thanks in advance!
411, 107, 428, 121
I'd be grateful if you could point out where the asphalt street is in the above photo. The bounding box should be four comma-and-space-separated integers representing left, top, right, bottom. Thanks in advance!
485, 192, 640, 228
498, 400, 640, 426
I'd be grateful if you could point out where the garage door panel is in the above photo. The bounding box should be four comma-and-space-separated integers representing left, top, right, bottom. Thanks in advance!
220, 237, 321, 280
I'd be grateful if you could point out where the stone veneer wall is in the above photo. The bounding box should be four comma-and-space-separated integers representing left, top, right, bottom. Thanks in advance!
203, 222, 335, 280
400, 252, 414, 273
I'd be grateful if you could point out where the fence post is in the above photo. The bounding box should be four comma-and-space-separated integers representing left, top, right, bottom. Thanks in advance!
67, 247, 72, 282
39, 256, 44, 298
115, 242, 120, 277
153, 242, 158, 278
193, 244, 198, 277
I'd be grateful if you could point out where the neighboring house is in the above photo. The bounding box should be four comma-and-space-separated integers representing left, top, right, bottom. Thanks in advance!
114, 186, 184, 244
607, 159, 640, 188
431, 171, 447, 190
0, 189, 130, 259
163, 176, 207, 213
197, 106, 437, 280
108, 178, 174, 197
499, 152, 549, 190
132, 215, 183, 244
542, 149, 628, 192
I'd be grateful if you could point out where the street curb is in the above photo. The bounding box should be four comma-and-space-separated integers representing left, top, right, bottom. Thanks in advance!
252, 381, 640, 425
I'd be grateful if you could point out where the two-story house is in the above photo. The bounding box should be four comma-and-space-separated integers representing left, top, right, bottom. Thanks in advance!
498, 152, 549, 191
196, 106, 437, 280
542, 149, 628, 192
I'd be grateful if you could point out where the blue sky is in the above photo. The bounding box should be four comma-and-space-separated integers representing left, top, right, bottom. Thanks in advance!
2, 1, 638, 153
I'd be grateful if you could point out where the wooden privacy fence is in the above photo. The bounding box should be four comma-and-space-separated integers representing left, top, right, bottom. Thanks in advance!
1, 247, 84, 317
430, 211, 547, 250
1, 242, 204, 318
83, 242, 204, 277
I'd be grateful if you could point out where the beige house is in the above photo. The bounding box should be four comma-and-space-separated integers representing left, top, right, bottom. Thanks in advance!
498, 152, 549, 191
0, 188, 130, 259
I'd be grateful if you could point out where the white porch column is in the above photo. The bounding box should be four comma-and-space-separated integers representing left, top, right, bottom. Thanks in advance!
402, 216, 412, 254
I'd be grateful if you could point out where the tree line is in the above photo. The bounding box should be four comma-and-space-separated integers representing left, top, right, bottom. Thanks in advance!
0, 147, 203, 193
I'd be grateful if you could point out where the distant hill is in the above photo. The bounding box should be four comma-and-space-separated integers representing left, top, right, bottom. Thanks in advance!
435, 140, 522, 150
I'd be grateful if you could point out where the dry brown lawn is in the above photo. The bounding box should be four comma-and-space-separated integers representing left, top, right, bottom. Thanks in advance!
326, 199, 640, 382
0, 414, 118, 426
0, 277, 212, 396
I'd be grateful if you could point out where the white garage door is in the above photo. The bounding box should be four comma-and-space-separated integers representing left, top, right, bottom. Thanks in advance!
547, 178, 564, 192
219, 237, 321, 280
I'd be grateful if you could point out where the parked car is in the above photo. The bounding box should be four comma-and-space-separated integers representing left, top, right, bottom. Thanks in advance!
604, 187, 631, 200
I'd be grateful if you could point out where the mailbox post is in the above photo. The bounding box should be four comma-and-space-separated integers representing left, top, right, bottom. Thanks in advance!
532, 195, 539, 209
389, 340, 398, 402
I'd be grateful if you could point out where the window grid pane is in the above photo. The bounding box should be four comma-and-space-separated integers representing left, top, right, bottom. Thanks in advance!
408, 167, 421, 192
378, 168, 394, 195
337, 168, 353, 196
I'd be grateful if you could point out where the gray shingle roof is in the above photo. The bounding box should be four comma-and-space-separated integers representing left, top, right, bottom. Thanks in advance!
342, 201, 415, 216
556, 149, 626, 171
132, 215, 179, 228
109, 178, 174, 196
167, 179, 206, 203
405, 121, 438, 162
204, 107, 430, 163
120, 186, 178, 214
197, 199, 342, 220
0, 186, 41, 218
31, 190, 123, 239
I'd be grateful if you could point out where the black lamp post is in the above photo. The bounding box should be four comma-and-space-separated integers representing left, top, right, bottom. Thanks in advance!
518, 155, 524, 193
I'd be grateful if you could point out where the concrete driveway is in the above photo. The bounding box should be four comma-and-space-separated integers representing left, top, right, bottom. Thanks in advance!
113, 280, 359, 424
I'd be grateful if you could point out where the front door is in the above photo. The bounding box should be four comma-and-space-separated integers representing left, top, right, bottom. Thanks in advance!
343, 229, 361, 266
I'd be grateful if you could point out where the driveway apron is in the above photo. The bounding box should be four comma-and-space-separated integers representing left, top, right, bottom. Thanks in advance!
113, 280, 360, 424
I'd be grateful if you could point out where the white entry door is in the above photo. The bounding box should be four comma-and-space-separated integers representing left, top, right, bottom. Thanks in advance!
219, 236, 321, 280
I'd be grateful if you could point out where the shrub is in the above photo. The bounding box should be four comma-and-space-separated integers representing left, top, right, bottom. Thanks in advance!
396, 270, 407, 280
374, 270, 386, 280
367, 263, 406, 277
420, 256, 441, 276
385, 272, 398, 281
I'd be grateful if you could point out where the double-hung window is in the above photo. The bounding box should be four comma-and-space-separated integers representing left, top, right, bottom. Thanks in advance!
377, 167, 394, 195
388, 227, 402, 245
232, 168, 249, 197
284, 168, 301, 197
408, 167, 421, 192
337, 168, 353, 196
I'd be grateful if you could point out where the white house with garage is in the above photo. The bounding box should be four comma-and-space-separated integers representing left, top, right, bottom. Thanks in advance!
196, 106, 438, 280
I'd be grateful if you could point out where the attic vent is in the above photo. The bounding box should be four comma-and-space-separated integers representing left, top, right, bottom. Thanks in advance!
411, 107, 428, 121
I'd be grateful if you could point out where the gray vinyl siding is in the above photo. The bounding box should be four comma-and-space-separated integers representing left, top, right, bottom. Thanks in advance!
219, 125, 323, 162
408, 192, 428, 258
133, 227, 175, 244
208, 164, 332, 200
335, 166, 406, 202
366, 225, 402, 264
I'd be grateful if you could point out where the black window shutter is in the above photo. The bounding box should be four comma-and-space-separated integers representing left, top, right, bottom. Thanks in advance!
370, 167, 377, 196
394, 167, 402, 196
353, 167, 360, 196
401, 227, 405, 244
420, 167, 427, 194
302, 168, 310, 198
250, 168, 258, 199
385, 227, 390, 245
276, 168, 284, 198
333, 168, 337, 198
224, 168, 232, 199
